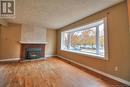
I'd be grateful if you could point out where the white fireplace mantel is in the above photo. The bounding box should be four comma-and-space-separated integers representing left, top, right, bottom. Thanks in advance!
19, 41, 48, 44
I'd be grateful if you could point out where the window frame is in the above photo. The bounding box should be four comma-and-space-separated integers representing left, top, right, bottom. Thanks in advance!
60, 17, 109, 60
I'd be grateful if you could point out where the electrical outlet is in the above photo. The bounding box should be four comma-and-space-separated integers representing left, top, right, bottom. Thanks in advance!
114, 66, 118, 71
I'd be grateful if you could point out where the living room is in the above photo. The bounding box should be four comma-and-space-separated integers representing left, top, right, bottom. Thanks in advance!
0, 0, 130, 87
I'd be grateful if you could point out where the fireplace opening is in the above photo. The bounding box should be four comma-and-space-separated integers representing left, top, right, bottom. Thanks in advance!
25, 48, 42, 59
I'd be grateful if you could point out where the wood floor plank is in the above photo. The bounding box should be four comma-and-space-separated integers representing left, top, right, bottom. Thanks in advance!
0, 57, 128, 87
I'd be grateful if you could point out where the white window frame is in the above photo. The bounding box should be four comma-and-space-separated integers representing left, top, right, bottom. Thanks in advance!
60, 17, 109, 60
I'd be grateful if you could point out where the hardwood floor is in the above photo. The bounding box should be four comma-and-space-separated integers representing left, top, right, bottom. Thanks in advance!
0, 57, 128, 87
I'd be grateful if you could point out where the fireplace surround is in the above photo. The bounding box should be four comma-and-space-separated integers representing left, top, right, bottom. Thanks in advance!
20, 44, 45, 60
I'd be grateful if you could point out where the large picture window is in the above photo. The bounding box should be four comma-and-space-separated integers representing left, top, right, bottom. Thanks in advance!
61, 18, 108, 59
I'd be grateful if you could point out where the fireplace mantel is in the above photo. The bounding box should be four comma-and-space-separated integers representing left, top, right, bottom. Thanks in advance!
19, 41, 48, 44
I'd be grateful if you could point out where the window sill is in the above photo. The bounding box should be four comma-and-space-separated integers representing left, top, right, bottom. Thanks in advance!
60, 49, 108, 61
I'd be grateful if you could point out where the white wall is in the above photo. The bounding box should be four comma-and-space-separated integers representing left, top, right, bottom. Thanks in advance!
21, 24, 47, 42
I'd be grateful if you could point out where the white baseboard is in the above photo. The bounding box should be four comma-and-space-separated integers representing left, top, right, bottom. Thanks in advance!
0, 58, 20, 62
56, 55, 130, 86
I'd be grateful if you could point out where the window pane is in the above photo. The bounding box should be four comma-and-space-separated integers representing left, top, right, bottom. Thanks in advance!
80, 27, 96, 54
99, 24, 105, 56
71, 31, 82, 50
64, 27, 97, 55
63, 33, 69, 49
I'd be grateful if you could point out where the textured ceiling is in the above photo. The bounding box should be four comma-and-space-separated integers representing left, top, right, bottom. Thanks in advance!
6, 0, 124, 29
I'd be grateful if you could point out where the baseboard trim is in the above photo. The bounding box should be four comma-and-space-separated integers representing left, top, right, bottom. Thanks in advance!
0, 58, 20, 62
56, 55, 130, 86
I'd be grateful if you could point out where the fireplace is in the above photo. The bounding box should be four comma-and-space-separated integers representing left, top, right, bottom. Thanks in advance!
19, 25, 47, 60
20, 44, 45, 60
25, 48, 42, 59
